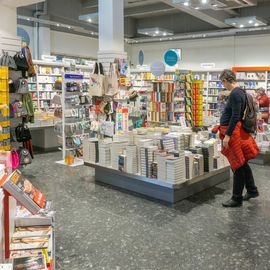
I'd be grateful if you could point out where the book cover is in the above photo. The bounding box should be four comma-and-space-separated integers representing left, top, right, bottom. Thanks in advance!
13, 255, 47, 270
13, 226, 52, 239
10, 249, 43, 259
0, 170, 45, 214
10, 236, 50, 251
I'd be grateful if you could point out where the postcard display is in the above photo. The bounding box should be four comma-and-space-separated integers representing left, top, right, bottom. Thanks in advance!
0, 168, 55, 270
83, 124, 230, 203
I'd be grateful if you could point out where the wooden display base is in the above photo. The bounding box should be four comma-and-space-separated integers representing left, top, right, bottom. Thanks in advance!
84, 162, 230, 204
250, 152, 270, 165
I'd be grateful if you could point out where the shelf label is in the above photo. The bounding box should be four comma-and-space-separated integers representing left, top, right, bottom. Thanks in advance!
200, 63, 216, 69
41, 55, 56, 62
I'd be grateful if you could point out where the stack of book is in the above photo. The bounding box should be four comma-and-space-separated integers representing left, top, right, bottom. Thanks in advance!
111, 142, 128, 170
201, 145, 214, 172
140, 146, 158, 177
126, 145, 138, 174
194, 154, 204, 176
160, 138, 175, 152
99, 142, 111, 167
185, 151, 194, 180
83, 138, 99, 164
156, 152, 170, 180
166, 156, 186, 184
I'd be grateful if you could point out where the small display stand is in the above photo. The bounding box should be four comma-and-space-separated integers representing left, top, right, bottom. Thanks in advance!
85, 162, 230, 204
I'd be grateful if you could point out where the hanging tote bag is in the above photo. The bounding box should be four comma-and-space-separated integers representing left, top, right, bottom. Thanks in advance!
13, 52, 29, 73
89, 62, 106, 97
106, 63, 119, 96
11, 149, 20, 169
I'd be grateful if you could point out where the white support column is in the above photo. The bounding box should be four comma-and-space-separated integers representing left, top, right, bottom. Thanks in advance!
98, 0, 127, 73
38, 26, 51, 58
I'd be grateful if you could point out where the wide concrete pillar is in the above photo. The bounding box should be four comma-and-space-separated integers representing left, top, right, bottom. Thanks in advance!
98, 0, 127, 73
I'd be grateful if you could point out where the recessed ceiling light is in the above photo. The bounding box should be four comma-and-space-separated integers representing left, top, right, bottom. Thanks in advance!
153, 34, 156, 37
239, 24, 244, 28
56, 24, 60, 27
184, 2, 189, 6
201, 0, 207, 4
155, 30, 159, 34
248, 20, 253, 24
27, 18, 30, 21
163, 32, 167, 36
195, 7, 199, 9
145, 32, 148, 35
212, 4, 218, 7
169, 37, 173, 40
255, 23, 259, 26
88, 18, 92, 23
232, 22, 236, 25
91, 32, 94, 35
160, 38, 162, 41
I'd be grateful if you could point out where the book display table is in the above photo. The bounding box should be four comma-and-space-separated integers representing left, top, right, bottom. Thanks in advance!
85, 162, 230, 204
250, 152, 270, 165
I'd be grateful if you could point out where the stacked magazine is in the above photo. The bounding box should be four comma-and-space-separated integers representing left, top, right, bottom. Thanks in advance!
0, 170, 55, 270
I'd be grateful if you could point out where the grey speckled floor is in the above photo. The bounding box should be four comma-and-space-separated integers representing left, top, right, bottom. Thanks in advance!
23, 152, 270, 270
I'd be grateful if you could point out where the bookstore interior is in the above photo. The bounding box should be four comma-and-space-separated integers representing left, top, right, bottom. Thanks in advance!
1, 0, 270, 269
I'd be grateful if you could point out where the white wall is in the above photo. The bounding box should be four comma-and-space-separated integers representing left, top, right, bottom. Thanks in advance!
0, 5, 17, 36
129, 34, 270, 70
50, 30, 99, 59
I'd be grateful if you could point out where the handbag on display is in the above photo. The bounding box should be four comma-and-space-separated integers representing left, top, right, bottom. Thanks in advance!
23, 46, 36, 77
106, 63, 119, 96
89, 62, 107, 97
13, 101, 28, 118
11, 149, 20, 169
17, 147, 32, 165
15, 123, 32, 142
0, 51, 17, 69
13, 52, 29, 72
14, 78, 29, 93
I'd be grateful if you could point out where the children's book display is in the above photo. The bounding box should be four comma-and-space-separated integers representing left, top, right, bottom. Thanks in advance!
0, 169, 55, 270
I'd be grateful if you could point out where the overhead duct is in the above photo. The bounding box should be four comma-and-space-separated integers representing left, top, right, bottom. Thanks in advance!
127, 25, 270, 43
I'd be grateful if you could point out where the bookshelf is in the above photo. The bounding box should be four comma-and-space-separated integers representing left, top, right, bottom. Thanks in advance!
29, 60, 94, 111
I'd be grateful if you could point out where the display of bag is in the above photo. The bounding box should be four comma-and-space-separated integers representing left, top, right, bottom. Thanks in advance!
17, 147, 32, 165
14, 78, 29, 93
106, 63, 119, 96
23, 46, 36, 77
13, 52, 29, 72
11, 149, 19, 169
0, 51, 17, 69
15, 123, 32, 142
89, 62, 107, 97
13, 101, 28, 118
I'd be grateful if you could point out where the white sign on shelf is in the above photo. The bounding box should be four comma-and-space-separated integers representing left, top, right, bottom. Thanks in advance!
200, 63, 216, 69
62, 58, 76, 65
41, 55, 56, 62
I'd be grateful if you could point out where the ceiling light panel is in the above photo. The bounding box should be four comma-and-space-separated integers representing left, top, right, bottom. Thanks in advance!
225, 16, 267, 29
138, 27, 174, 37
172, 0, 256, 10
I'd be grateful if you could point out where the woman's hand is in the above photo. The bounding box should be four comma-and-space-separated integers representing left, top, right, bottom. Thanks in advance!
223, 135, 230, 148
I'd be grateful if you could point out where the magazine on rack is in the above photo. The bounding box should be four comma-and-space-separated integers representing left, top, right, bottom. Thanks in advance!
13, 226, 52, 238
0, 170, 45, 214
13, 255, 47, 270
10, 236, 50, 251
